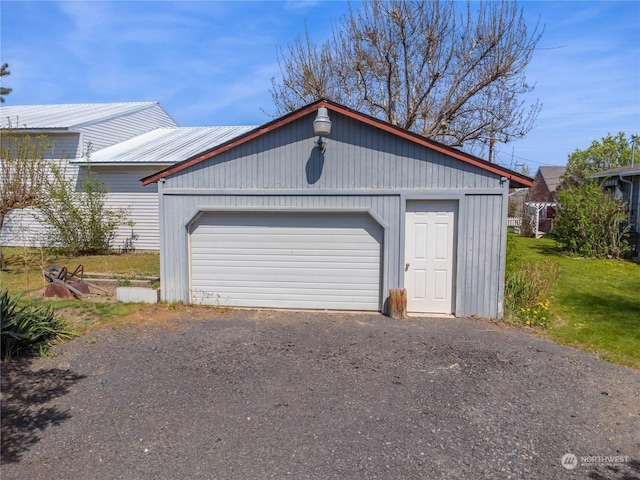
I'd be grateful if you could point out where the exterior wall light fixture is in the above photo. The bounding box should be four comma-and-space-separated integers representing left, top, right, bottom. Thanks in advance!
313, 106, 332, 150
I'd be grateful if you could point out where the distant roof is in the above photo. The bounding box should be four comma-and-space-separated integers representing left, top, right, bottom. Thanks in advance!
591, 163, 640, 178
82, 126, 257, 165
0, 102, 164, 129
537, 166, 566, 192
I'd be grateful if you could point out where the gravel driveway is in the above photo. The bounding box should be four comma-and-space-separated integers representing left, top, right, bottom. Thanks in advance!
1, 309, 639, 479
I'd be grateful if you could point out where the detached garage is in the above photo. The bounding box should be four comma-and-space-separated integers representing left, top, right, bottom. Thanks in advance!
142, 100, 531, 318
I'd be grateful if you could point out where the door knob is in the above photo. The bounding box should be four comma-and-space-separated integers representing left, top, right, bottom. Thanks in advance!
405, 262, 410, 269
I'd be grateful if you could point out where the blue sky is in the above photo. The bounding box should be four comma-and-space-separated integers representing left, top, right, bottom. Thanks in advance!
1, 1, 638, 174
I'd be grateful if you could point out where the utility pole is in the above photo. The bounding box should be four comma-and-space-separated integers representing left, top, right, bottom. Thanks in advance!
488, 134, 497, 163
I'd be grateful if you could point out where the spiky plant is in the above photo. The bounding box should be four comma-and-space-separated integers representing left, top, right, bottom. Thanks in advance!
0, 290, 74, 359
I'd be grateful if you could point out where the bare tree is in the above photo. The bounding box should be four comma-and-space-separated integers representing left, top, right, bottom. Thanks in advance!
271, 0, 542, 153
0, 130, 50, 269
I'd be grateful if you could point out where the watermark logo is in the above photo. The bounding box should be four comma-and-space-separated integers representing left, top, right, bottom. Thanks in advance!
561, 453, 578, 470
561, 453, 630, 470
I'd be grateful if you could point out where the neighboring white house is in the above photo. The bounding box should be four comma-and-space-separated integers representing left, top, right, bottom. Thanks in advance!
0, 102, 255, 250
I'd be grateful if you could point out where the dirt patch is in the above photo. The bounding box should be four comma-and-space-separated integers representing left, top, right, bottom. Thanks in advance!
2, 311, 639, 479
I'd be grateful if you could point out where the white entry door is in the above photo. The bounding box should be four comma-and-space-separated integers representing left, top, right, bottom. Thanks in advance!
404, 201, 457, 314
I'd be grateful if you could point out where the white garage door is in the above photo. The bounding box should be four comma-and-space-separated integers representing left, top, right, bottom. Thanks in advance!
190, 212, 383, 310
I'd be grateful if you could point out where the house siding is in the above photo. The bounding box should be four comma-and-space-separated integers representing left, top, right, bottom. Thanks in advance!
77, 104, 177, 152
0, 160, 79, 247
1, 164, 163, 251
84, 166, 162, 251
164, 113, 500, 191
157, 110, 509, 318
632, 176, 640, 234
44, 132, 83, 159
457, 193, 507, 317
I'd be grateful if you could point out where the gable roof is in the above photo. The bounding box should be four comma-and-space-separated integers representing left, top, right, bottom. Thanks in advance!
0, 102, 171, 130
591, 163, 640, 178
142, 99, 533, 188
536, 166, 566, 192
79, 126, 256, 166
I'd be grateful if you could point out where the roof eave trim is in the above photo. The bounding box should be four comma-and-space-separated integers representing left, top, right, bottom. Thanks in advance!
591, 170, 640, 179
70, 161, 174, 167
1, 127, 72, 133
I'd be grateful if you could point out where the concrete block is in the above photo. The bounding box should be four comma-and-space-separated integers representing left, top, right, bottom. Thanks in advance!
116, 287, 159, 304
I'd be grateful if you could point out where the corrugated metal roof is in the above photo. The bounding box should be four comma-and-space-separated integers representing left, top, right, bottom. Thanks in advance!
83, 126, 257, 165
0, 102, 160, 129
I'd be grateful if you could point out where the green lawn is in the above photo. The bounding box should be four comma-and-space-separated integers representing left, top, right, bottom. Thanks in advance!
3, 243, 639, 368
511, 236, 640, 369
1, 247, 161, 335
0, 247, 159, 294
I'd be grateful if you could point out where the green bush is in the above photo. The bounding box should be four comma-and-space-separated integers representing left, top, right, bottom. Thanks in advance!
36, 160, 130, 255
0, 290, 74, 358
553, 180, 630, 259
504, 258, 558, 328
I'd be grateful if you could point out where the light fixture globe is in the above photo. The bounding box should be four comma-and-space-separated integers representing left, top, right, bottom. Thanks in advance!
313, 107, 332, 137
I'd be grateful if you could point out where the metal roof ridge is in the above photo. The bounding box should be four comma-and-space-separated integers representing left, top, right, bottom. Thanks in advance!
0, 101, 156, 109
69, 102, 161, 129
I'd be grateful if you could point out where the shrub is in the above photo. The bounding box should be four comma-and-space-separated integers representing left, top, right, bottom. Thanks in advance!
519, 207, 537, 238
0, 289, 74, 359
553, 180, 630, 258
504, 258, 558, 328
36, 159, 130, 255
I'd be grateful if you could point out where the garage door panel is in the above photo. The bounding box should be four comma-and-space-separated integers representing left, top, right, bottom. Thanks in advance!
191, 259, 380, 270
192, 270, 381, 284
191, 250, 380, 261
190, 213, 382, 310
192, 237, 378, 248
193, 284, 378, 296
